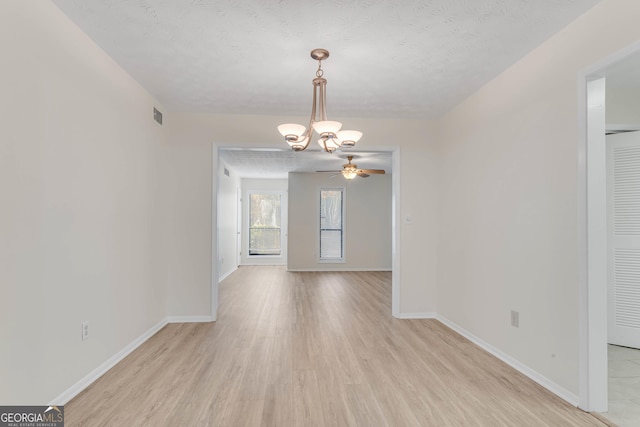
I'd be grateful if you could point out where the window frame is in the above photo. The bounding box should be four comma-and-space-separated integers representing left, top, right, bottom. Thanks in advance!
319, 187, 346, 263
246, 190, 284, 258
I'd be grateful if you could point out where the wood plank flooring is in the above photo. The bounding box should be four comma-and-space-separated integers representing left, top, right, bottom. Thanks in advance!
66, 266, 609, 426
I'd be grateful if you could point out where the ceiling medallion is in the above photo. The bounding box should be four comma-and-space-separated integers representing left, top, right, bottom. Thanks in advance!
277, 49, 363, 153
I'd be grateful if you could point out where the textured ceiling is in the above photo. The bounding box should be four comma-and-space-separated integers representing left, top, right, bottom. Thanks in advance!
52, 0, 618, 179
52, 0, 602, 119
219, 149, 392, 180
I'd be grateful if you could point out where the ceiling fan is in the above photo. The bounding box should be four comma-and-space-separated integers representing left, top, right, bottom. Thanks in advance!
317, 155, 386, 180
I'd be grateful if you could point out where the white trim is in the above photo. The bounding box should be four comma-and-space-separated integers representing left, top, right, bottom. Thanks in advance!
577, 72, 590, 411
242, 261, 287, 266
244, 189, 288, 264
436, 315, 579, 407
391, 148, 401, 318
577, 39, 640, 412
393, 312, 436, 319
50, 315, 215, 405
212, 145, 219, 322
581, 77, 609, 412
218, 265, 238, 283
49, 318, 169, 405
319, 187, 346, 263
166, 316, 214, 323
286, 268, 392, 272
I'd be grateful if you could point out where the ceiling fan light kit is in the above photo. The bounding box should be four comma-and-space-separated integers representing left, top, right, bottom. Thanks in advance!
342, 170, 359, 180
341, 163, 359, 180
277, 49, 363, 153
318, 155, 385, 180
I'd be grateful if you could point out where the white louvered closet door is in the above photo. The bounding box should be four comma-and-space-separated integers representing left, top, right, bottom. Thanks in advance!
608, 131, 640, 349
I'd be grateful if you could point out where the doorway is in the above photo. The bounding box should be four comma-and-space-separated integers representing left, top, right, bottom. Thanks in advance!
213, 146, 401, 318
583, 40, 640, 416
604, 131, 640, 426
607, 131, 640, 350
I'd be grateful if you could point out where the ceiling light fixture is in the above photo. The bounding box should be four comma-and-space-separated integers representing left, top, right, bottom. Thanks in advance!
341, 167, 358, 180
277, 49, 362, 153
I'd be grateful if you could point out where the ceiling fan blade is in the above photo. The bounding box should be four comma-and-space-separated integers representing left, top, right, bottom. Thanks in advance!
357, 172, 370, 178
359, 169, 385, 174
316, 170, 342, 173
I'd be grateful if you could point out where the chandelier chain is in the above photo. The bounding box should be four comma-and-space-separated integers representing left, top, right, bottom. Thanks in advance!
316, 60, 324, 78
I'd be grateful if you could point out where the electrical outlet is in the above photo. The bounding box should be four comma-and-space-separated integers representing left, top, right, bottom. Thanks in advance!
81, 321, 89, 341
510, 310, 519, 328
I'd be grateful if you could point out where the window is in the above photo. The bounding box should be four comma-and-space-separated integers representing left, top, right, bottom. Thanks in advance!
248, 192, 281, 256
320, 189, 344, 261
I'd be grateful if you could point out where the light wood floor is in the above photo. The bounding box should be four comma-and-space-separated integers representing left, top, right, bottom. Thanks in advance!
66, 266, 609, 426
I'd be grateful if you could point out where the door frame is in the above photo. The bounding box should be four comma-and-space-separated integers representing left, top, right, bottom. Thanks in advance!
580, 76, 607, 412
212, 146, 401, 320
237, 187, 242, 267
580, 39, 640, 412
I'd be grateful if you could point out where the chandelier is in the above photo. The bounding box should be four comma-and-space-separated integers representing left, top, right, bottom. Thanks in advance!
277, 49, 363, 153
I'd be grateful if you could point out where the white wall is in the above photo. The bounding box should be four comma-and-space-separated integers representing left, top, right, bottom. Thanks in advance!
162, 136, 214, 318
1, 2, 169, 404
241, 178, 288, 266
436, 0, 640, 400
217, 161, 241, 280
288, 173, 392, 271
607, 85, 640, 126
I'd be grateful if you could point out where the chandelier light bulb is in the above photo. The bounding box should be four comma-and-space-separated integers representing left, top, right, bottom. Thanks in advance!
318, 136, 341, 152
277, 123, 306, 141
312, 120, 342, 135
336, 130, 362, 147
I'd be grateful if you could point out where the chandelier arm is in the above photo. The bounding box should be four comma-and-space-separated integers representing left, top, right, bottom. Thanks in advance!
310, 78, 319, 126
314, 77, 343, 151
300, 126, 312, 150
318, 79, 328, 122
278, 49, 361, 153
295, 79, 321, 151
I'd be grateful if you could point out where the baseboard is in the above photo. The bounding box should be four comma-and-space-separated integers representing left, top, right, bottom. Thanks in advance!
50, 315, 216, 405
241, 261, 287, 266
435, 314, 580, 406
166, 316, 214, 323
218, 266, 237, 283
49, 309, 577, 408
286, 268, 392, 272
393, 312, 436, 319
50, 318, 168, 405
